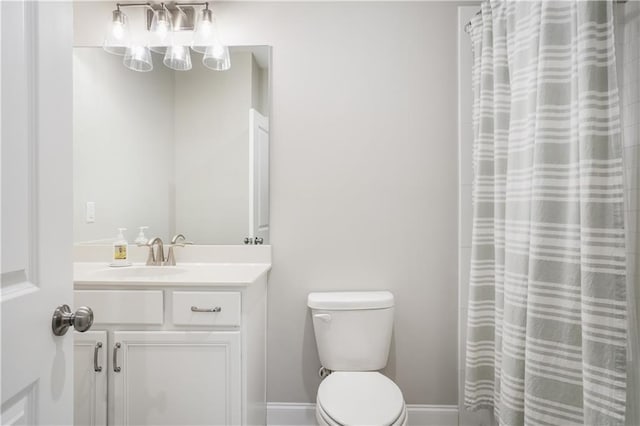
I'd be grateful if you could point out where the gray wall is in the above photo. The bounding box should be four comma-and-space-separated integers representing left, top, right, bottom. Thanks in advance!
74, 1, 461, 405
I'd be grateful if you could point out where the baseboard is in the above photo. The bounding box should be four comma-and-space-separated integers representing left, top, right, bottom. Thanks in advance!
267, 403, 316, 426
408, 405, 459, 426
267, 402, 458, 426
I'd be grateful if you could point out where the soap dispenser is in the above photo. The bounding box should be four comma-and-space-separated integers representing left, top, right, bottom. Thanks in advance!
111, 228, 131, 267
135, 226, 149, 245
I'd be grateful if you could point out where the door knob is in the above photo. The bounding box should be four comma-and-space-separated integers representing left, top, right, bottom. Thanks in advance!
51, 305, 94, 336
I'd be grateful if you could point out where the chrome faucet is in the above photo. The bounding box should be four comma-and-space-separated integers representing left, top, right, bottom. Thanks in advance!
144, 237, 165, 266
165, 234, 193, 266
137, 235, 192, 266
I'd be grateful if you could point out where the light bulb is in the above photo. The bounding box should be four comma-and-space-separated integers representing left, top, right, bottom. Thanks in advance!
151, 8, 173, 40
149, 7, 174, 53
156, 22, 169, 38
112, 22, 124, 39
191, 8, 217, 54
211, 44, 224, 58
103, 9, 131, 56
198, 20, 212, 37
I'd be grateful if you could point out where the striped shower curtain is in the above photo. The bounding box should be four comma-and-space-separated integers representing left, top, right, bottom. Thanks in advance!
465, 1, 628, 425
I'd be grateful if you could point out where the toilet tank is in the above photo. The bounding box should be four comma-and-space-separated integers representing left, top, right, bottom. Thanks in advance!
308, 291, 394, 371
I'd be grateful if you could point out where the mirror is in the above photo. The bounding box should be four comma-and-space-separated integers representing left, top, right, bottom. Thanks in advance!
73, 46, 270, 245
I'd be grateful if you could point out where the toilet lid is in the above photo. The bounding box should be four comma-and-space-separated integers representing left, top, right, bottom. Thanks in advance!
317, 372, 404, 426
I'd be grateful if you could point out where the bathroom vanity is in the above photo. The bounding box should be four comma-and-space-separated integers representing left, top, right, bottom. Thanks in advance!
71, 42, 273, 425
72, 246, 270, 426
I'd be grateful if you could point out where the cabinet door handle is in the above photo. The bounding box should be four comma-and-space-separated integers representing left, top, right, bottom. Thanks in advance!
113, 342, 121, 372
94, 342, 103, 372
191, 306, 222, 313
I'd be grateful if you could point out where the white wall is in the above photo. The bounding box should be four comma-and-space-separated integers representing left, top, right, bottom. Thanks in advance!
174, 52, 254, 244
74, 1, 462, 405
73, 48, 174, 243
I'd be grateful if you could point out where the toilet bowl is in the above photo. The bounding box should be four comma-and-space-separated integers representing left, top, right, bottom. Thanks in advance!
308, 291, 407, 426
315, 372, 407, 426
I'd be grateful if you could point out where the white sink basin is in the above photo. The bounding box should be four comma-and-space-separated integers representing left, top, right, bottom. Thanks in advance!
92, 266, 188, 279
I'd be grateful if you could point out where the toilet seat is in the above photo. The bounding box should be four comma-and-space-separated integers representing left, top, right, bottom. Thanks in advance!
316, 372, 406, 426
316, 401, 407, 426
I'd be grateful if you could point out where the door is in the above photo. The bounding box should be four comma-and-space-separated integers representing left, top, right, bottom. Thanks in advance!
1, 1, 74, 424
74, 331, 107, 426
249, 108, 270, 243
112, 331, 241, 426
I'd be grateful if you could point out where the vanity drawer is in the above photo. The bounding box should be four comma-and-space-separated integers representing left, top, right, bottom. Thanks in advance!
75, 290, 164, 325
172, 291, 241, 326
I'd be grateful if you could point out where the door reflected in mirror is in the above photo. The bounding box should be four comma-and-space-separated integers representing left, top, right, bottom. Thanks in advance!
73, 46, 270, 245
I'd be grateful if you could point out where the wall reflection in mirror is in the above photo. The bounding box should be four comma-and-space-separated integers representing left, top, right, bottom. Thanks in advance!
73, 46, 270, 245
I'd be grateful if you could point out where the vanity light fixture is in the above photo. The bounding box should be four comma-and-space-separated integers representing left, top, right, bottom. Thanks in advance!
103, 1, 231, 72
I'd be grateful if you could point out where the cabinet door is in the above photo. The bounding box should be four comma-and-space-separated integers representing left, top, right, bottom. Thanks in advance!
112, 331, 241, 426
74, 331, 108, 426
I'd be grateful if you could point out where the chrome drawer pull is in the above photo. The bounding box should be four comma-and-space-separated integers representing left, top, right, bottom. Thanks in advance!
113, 342, 121, 372
94, 342, 103, 372
191, 306, 222, 313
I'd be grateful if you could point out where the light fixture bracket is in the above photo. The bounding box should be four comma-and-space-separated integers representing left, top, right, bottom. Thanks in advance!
144, 2, 210, 32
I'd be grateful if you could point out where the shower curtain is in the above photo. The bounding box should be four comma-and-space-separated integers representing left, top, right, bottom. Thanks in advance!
465, 1, 629, 425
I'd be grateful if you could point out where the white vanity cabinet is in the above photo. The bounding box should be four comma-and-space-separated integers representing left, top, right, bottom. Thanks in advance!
73, 273, 268, 426
112, 331, 241, 425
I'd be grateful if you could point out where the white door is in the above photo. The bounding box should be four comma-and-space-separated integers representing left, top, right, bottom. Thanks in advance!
112, 331, 241, 425
74, 331, 107, 426
1, 1, 74, 424
249, 109, 270, 244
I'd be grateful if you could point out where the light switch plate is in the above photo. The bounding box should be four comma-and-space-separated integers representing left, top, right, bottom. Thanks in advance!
86, 202, 95, 223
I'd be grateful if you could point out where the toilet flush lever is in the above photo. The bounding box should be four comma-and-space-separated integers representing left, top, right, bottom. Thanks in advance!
313, 313, 332, 323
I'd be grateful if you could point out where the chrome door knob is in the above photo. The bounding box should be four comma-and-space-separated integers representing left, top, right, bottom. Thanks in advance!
51, 305, 94, 336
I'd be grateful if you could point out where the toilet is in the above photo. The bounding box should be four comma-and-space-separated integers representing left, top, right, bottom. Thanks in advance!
308, 291, 407, 426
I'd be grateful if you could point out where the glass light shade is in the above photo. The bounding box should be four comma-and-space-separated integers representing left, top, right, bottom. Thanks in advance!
149, 42, 170, 55
163, 45, 192, 71
191, 8, 217, 54
103, 9, 131, 55
203, 44, 231, 71
149, 8, 173, 53
123, 46, 153, 72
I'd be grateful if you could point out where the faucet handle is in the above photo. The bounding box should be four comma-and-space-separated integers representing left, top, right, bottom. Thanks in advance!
171, 234, 193, 245
136, 240, 151, 247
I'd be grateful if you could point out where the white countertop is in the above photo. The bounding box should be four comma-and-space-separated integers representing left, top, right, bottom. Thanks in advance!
74, 262, 271, 287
